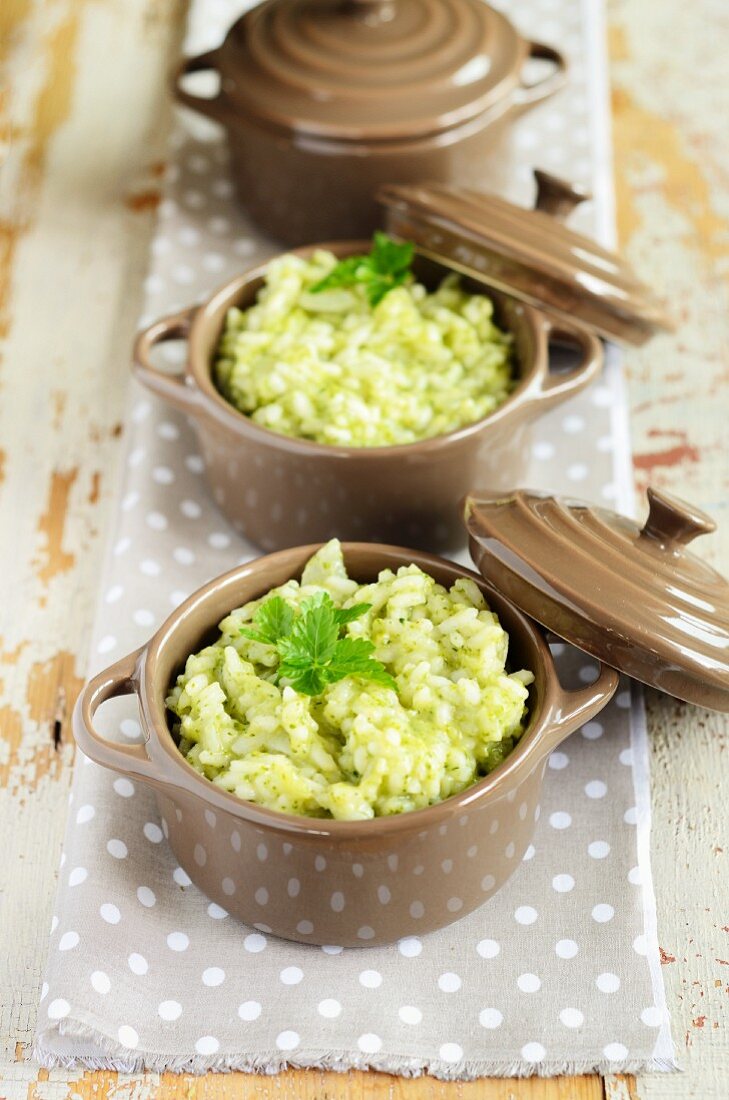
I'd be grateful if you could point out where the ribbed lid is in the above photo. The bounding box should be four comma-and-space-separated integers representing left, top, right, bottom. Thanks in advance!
464, 487, 729, 712
380, 170, 673, 345
213, 0, 527, 141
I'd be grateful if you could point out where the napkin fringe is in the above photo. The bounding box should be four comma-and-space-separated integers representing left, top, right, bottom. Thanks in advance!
32, 1022, 679, 1079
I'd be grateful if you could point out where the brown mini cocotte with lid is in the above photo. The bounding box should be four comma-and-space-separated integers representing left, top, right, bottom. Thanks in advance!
72, 489, 728, 947
173, 0, 568, 243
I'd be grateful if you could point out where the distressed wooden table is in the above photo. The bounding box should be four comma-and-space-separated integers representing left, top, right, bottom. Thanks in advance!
1, 0, 727, 1097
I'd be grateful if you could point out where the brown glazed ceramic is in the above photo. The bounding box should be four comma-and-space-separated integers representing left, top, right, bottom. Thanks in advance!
465, 487, 729, 712
133, 243, 602, 553
73, 543, 619, 947
380, 170, 674, 347
173, 0, 567, 244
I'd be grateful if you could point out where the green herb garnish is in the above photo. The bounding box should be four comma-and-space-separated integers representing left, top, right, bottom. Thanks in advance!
310, 231, 414, 307
241, 591, 396, 697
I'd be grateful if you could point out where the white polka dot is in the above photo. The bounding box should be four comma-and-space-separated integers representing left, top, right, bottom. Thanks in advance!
358, 1033, 382, 1054
173, 866, 191, 887
173, 546, 195, 565
185, 454, 204, 473
633, 934, 648, 956
521, 1041, 545, 1063
359, 969, 382, 989
585, 780, 607, 799
59, 931, 79, 951
447, 896, 464, 912
158, 420, 180, 440
591, 385, 612, 407
377, 885, 391, 905
439, 1043, 463, 1063
202, 966, 225, 987
579, 664, 599, 683
560, 1007, 584, 1028
619, 747, 633, 766
139, 558, 161, 577
476, 938, 500, 959
146, 511, 168, 531
641, 1006, 662, 1027
91, 971, 110, 995
317, 998, 342, 1019
522, 845, 536, 861
399, 1005, 422, 1025
128, 953, 148, 975
50, 915, 58, 933
207, 903, 228, 920
628, 865, 642, 885
68, 867, 88, 887
409, 900, 424, 919
276, 1030, 300, 1051
100, 903, 120, 924
567, 463, 588, 481
321, 945, 343, 955
549, 751, 569, 770
244, 933, 267, 953
479, 1007, 503, 1028
330, 891, 345, 912
136, 886, 155, 908
144, 822, 163, 843
209, 531, 231, 549
563, 415, 585, 433
254, 886, 268, 906
552, 874, 575, 893
533, 440, 555, 461
596, 972, 620, 993
195, 1036, 219, 1056
549, 811, 572, 830
280, 966, 303, 986
481, 873, 496, 891
105, 584, 124, 603
515, 905, 538, 925
167, 932, 189, 952
517, 973, 541, 993
106, 838, 128, 860
555, 939, 579, 959
133, 608, 155, 627
616, 689, 631, 708
357, 926, 375, 940
47, 998, 70, 1020
588, 841, 610, 859
159, 1000, 182, 1021
113, 778, 135, 798
297, 920, 314, 935
438, 972, 462, 993
238, 1000, 262, 1021
76, 803, 96, 825
121, 491, 139, 512
257, 843, 269, 862
582, 721, 603, 740
221, 877, 235, 896
624, 806, 638, 825
592, 903, 615, 923
118, 1025, 139, 1050
398, 936, 422, 957
603, 1042, 628, 1061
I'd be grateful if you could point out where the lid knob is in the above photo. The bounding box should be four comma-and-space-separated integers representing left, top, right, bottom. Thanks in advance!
640, 486, 716, 548
534, 170, 590, 222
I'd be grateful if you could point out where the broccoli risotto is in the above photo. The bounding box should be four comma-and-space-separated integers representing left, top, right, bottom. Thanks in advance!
166, 541, 533, 821
213, 242, 515, 448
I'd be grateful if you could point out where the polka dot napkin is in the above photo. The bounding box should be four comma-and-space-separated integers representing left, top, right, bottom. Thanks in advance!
34, 0, 676, 1080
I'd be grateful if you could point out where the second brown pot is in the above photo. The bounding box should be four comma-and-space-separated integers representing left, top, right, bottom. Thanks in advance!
134, 245, 602, 553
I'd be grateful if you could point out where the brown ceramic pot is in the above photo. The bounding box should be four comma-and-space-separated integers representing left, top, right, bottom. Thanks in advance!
173, 0, 567, 244
73, 543, 618, 947
133, 244, 602, 553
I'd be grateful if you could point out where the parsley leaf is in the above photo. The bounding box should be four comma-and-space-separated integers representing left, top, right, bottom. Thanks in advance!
240, 595, 294, 646
310, 231, 415, 307
240, 591, 396, 697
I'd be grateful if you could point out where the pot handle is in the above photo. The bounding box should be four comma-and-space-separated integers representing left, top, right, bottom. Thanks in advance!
515, 41, 568, 107
173, 50, 224, 121
72, 649, 161, 783
543, 662, 620, 753
133, 307, 199, 412
531, 318, 603, 413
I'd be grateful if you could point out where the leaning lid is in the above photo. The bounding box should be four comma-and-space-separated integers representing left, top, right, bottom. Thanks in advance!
212, 0, 562, 142
379, 171, 673, 346
464, 487, 729, 712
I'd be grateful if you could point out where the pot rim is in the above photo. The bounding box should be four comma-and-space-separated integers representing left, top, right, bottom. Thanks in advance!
146, 240, 599, 459
75, 542, 619, 839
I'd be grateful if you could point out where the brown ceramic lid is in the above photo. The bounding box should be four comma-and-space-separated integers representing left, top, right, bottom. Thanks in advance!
379, 170, 673, 346
210, 0, 551, 142
464, 487, 729, 712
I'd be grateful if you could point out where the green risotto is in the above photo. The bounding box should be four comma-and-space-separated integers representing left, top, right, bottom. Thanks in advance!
166, 541, 533, 821
214, 247, 515, 448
